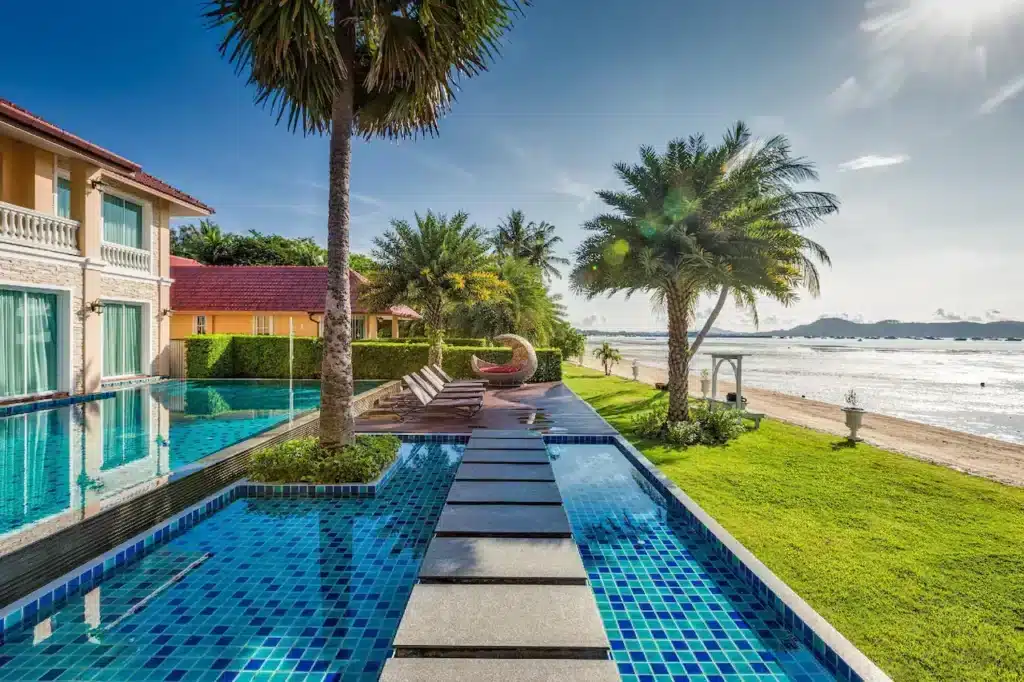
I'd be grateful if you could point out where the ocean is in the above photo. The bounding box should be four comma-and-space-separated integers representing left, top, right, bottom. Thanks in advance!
584, 335, 1024, 445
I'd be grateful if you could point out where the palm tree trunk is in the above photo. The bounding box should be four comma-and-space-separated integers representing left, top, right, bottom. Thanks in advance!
688, 286, 729, 360
320, 0, 357, 450
665, 287, 692, 423
425, 300, 444, 367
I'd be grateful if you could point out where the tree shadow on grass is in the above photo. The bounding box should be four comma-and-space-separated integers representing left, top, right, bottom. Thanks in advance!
830, 439, 857, 451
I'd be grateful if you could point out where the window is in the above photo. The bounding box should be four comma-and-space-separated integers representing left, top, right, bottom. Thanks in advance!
103, 302, 143, 378
254, 315, 273, 335
56, 177, 71, 219
0, 288, 59, 398
351, 317, 365, 340
194, 315, 207, 335
102, 193, 144, 249
101, 389, 148, 470
376, 317, 392, 339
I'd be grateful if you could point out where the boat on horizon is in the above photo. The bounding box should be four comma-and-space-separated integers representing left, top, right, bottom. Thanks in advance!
1008, 337, 1022, 342
954, 337, 967, 341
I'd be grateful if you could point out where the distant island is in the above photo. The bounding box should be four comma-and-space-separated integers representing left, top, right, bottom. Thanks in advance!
582, 317, 1024, 339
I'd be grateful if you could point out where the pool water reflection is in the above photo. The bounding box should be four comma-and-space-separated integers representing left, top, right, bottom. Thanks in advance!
0, 380, 381, 540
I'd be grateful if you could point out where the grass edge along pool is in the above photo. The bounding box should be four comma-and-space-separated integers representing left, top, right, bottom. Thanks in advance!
545, 434, 891, 682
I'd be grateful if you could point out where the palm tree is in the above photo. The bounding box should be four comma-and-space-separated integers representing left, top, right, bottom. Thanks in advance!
524, 221, 569, 280
173, 219, 236, 264
451, 257, 564, 345
205, 0, 527, 448
593, 342, 622, 376
363, 211, 506, 365
493, 210, 569, 279
572, 122, 837, 422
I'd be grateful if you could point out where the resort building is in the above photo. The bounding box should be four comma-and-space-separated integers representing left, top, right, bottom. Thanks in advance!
169, 264, 420, 339
0, 98, 212, 401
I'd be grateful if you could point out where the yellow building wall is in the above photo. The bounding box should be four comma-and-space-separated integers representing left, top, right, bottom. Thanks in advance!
171, 312, 326, 339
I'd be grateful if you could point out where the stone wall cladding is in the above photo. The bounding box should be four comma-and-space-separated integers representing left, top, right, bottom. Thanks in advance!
0, 253, 85, 392
99, 275, 161, 375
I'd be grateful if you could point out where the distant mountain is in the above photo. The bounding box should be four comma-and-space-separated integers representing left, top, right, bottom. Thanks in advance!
580, 317, 1024, 339
582, 328, 739, 338
763, 317, 1024, 338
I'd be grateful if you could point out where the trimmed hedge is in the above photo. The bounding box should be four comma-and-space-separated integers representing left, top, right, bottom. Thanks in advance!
184, 335, 234, 378
185, 335, 562, 382
363, 336, 490, 347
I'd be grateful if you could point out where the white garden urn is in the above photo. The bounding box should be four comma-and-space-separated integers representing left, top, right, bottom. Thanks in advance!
842, 407, 864, 442
700, 377, 711, 398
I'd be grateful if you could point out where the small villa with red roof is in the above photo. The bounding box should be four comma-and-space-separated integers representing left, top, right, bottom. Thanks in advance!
169, 264, 420, 340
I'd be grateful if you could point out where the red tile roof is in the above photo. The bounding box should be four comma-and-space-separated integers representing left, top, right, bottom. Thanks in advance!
0, 98, 212, 214
170, 266, 420, 319
170, 255, 201, 267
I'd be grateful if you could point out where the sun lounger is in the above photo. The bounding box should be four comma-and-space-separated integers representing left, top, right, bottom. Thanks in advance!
418, 368, 485, 397
409, 373, 484, 402
430, 364, 487, 387
401, 375, 482, 417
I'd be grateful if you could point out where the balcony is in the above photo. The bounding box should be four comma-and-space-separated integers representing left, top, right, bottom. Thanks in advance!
0, 201, 80, 255
102, 241, 152, 272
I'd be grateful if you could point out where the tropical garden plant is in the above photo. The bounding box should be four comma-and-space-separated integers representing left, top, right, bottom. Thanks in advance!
492, 209, 569, 280
449, 256, 564, 346
550, 320, 586, 362
593, 342, 622, 376
205, 0, 527, 448
571, 122, 838, 424
363, 211, 506, 365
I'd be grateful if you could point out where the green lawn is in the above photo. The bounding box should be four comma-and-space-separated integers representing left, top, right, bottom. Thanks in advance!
562, 364, 1024, 682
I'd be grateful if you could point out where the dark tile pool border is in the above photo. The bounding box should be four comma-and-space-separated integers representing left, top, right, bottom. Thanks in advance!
0, 432, 468, 635
0, 391, 116, 417
544, 430, 893, 682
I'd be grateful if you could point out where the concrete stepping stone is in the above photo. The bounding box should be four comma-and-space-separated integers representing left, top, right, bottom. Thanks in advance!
456, 463, 555, 481
380, 658, 621, 682
461, 448, 550, 464
446, 481, 562, 505
393, 584, 609, 658
470, 430, 543, 439
419, 537, 587, 584
467, 438, 548, 451
435, 504, 571, 537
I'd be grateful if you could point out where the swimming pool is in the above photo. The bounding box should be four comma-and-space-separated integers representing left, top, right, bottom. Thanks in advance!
0, 441, 462, 682
0, 380, 383, 539
548, 442, 835, 682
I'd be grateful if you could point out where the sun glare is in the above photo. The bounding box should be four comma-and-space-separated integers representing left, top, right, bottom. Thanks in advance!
863, 0, 1024, 38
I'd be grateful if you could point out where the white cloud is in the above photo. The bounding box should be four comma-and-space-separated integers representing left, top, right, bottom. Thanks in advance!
838, 154, 910, 171
553, 174, 595, 212
934, 307, 963, 321
978, 74, 1024, 114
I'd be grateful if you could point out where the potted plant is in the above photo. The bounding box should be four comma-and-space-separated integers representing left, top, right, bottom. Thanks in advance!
699, 369, 711, 398
841, 389, 864, 442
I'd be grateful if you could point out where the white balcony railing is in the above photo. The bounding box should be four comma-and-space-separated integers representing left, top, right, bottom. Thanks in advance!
0, 201, 80, 255
102, 241, 152, 272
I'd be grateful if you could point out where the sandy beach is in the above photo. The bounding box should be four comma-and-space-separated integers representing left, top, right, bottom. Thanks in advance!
578, 356, 1024, 487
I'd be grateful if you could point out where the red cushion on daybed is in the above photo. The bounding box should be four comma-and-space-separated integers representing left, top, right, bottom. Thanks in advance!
479, 365, 523, 374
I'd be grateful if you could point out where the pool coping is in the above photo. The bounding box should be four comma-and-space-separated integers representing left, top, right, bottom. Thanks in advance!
555, 385, 893, 682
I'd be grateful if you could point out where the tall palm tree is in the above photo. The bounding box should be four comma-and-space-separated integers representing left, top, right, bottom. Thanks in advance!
592, 342, 622, 376
572, 122, 838, 422
493, 210, 569, 279
363, 211, 506, 365
205, 0, 527, 448
451, 257, 564, 345
524, 221, 570, 280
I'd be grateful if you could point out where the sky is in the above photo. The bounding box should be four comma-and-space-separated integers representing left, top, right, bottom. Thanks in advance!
4, 0, 1024, 332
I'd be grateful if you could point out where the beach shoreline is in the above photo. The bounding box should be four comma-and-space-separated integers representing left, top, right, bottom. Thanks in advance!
576, 356, 1024, 487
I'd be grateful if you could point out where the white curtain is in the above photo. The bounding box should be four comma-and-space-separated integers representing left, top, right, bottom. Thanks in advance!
25, 292, 58, 395
0, 290, 25, 397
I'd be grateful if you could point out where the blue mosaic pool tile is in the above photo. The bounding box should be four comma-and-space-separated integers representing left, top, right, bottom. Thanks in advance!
0, 441, 462, 681
550, 442, 837, 682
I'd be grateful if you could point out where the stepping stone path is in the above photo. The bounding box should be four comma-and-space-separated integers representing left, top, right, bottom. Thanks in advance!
385, 429, 617, 681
